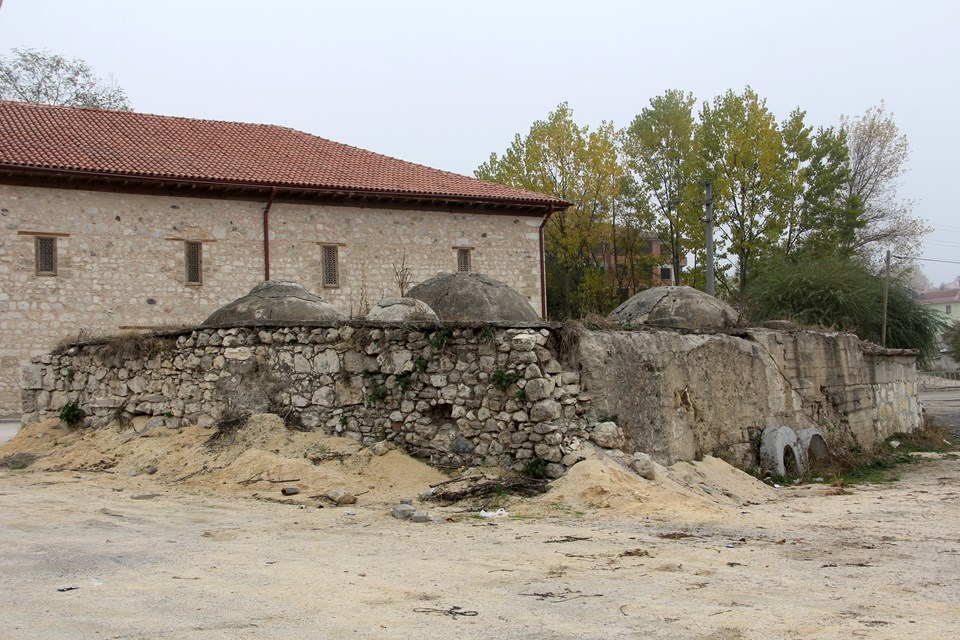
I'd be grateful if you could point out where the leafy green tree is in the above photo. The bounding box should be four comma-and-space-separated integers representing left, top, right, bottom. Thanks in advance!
696, 88, 790, 296
0, 47, 130, 109
780, 111, 864, 257
622, 90, 700, 285
476, 103, 622, 318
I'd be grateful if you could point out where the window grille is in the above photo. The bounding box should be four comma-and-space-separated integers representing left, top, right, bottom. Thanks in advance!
185, 241, 203, 285
457, 248, 471, 273
322, 245, 339, 287
35, 237, 57, 276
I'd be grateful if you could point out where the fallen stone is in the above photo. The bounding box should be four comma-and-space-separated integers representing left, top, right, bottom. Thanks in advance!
410, 511, 432, 523
591, 421, 624, 449
630, 452, 655, 480
327, 488, 357, 505
143, 465, 158, 475
370, 440, 394, 456
392, 504, 416, 519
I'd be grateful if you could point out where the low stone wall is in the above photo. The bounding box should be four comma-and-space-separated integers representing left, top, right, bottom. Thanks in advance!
20, 323, 922, 473
20, 324, 590, 477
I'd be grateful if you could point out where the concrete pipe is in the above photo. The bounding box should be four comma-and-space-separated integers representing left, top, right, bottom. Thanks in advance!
759, 426, 804, 477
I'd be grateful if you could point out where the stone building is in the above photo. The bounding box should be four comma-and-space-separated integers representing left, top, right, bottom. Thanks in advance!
0, 100, 568, 414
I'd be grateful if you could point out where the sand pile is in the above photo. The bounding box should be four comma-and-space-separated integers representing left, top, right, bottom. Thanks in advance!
1, 418, 777, 518
0, 416, 445, 505
530, 446, 777, 521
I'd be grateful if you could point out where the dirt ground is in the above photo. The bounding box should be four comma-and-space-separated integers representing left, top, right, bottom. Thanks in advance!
0, 417, 958, 640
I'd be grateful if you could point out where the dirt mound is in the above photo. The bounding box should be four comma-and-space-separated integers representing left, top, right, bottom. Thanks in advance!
0, 416, 445, 506
1, 418, 776, 518
530, 448, 777, 522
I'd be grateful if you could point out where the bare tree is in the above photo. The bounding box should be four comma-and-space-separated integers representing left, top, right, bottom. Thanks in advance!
841, 102, 927, 259
0, 47, 130, 110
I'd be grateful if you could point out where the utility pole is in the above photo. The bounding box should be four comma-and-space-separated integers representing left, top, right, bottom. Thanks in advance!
704, 180, 715, 297
881, 249, 891, 347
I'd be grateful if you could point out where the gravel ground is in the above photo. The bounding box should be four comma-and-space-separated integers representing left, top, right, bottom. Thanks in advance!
1, 455, 958, 640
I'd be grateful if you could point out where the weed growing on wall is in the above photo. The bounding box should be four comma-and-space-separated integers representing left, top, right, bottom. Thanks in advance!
58, 400, 86, 426
491, 369, 520, 391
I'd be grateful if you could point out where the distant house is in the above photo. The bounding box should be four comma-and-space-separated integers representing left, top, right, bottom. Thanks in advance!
0, 101, 569, 414
918, 283, 960, 371
919, 283, 960, 321
599, 230, 687, 300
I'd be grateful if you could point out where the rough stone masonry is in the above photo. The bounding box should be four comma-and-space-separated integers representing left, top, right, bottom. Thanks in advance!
20, 322, 921, 474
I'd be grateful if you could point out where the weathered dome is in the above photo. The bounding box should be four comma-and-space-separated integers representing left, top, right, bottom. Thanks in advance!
407, 272, 540, 322
202, 281, 344, 326
608, 285, 739, 329
366, 297, 440, 322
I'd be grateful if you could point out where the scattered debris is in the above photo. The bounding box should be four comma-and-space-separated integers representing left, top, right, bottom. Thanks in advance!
57, 586, 79, 592
519, 588, 603, 603
545, 535, 591, 544
424, 474, 548, 503
413, 606, 478, 619
658, 532, 695, 540
280, 487, 300, 496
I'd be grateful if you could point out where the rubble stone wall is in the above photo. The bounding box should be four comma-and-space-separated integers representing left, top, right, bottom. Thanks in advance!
20, 324, 921, 472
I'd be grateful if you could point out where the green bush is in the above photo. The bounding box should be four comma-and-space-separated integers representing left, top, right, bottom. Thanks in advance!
58, 400, 86, 426
523, 456, 548, 479
746, 255, 944, 361
491, 369, 520, 391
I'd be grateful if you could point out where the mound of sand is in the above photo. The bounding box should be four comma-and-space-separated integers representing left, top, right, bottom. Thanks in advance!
1, 417, 777, 519
530, 447, 777, 522
0, 416, 445, 506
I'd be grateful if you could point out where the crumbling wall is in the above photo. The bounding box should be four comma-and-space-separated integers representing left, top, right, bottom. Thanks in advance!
20, 323, 921, 472
575, 328, 921, 467
20, 324, 590, 477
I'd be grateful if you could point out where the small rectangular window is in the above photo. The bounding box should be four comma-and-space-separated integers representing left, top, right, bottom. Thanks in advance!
947, 305, 953, 315
322, 245, 339, 287
457, 248, 471, 273
185, 241, 203, 285
660, 266, 672, 282
35, 236, 57, 276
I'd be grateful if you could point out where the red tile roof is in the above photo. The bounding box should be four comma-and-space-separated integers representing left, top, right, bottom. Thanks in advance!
0, 100, 569, 208
919, 288, 960, 304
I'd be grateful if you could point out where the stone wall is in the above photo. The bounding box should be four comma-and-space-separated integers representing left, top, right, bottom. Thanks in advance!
21, 324, 588, 477
0, 184, 545, 413
20, 323, 921, 473
576, 329, 921, 467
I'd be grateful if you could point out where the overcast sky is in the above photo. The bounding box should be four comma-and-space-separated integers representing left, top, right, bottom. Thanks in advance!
1, 0, 957, 285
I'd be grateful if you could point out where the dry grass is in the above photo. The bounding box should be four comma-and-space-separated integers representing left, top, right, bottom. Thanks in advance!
97, 332, 173, 367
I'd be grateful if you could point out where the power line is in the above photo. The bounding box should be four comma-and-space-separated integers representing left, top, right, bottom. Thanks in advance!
895, 256, 960, 265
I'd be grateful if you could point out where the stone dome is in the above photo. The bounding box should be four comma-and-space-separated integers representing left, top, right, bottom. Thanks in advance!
406, 272, 540, 322
608, 285, 739, 329
366, 297, 440, 322
201, 281, 344, 326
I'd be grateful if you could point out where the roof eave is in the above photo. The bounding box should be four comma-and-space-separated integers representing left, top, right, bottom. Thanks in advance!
0, 164, 571, 212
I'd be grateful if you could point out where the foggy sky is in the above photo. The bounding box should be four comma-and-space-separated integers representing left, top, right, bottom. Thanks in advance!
1, 0, 957, 284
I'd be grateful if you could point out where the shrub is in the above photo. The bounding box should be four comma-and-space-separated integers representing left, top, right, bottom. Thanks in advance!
746, 254, 944, 361
491, 369, 520, 391
58, 400, 86, 426
523, 456, 548, 479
